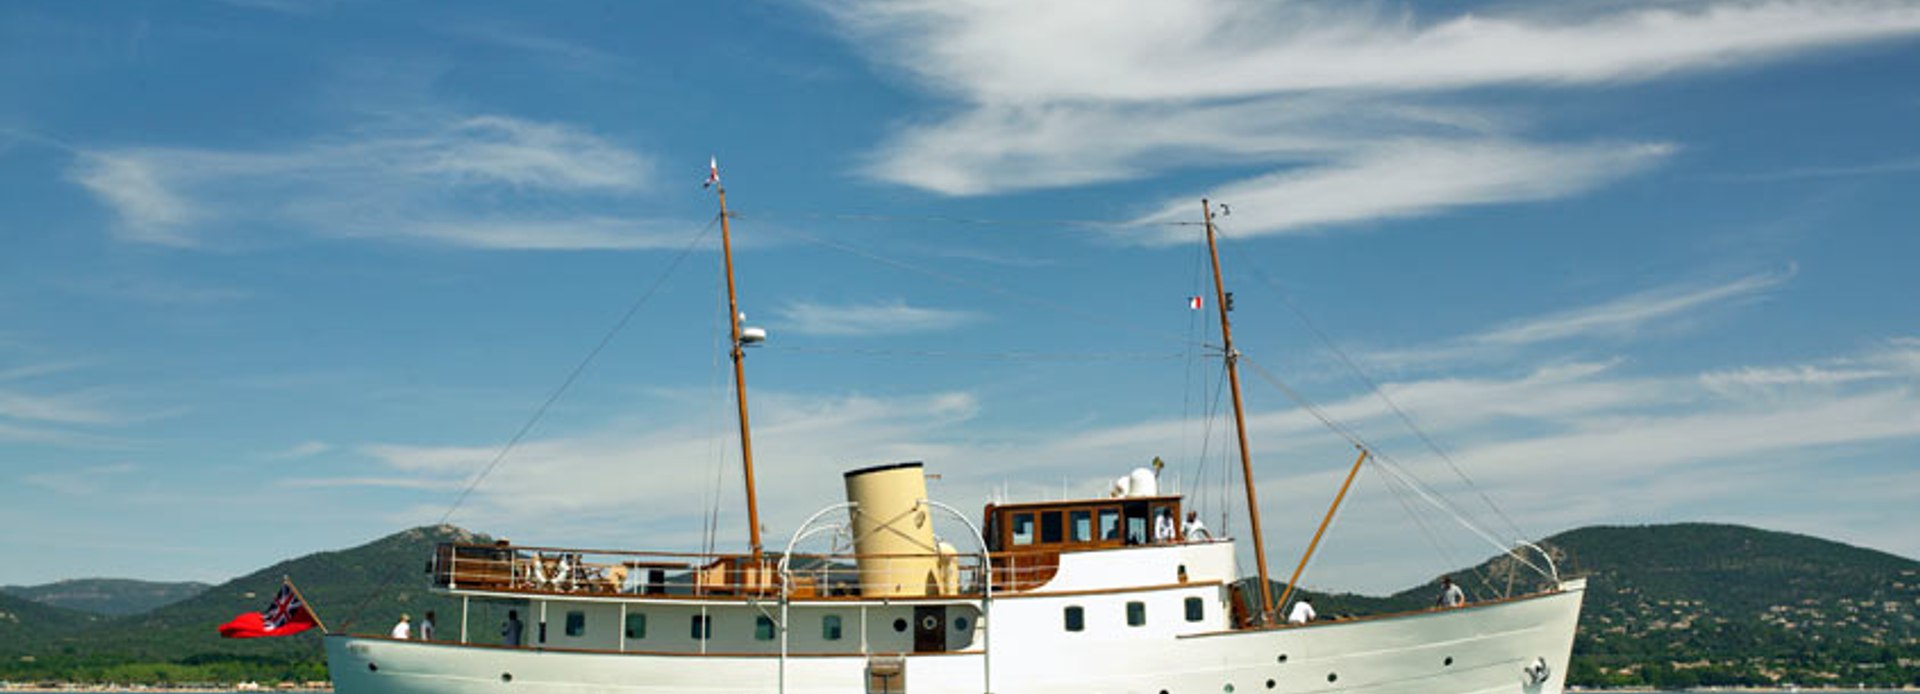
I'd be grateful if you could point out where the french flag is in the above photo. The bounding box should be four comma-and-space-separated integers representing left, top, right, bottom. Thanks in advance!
1188, 296, 1203, 310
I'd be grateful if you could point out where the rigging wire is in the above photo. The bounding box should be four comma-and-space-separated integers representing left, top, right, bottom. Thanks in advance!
340, 215, 721, 629
1214, 230, 1531, 545
1235, 354, 1551, 581
739, 209, 1205, 232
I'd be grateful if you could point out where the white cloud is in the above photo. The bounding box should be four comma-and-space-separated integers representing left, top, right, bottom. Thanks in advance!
269, 441, 335, 460
1127, 140, 1674, 242
832, 0, 1920, 102
776, 299, 984, 336
67, 115, 664, 250
1365, 267, 1794, 369
826, 0, 1920, 233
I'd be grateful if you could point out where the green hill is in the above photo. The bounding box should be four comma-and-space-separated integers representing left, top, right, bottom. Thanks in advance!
1544, 523, 1920, 688
0, 590, 104, 649
1, 525, 488, 685
2, 579, 211, 617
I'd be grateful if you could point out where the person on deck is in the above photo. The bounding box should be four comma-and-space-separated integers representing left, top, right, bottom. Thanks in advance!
1436, 576, 1466, 608
390, 614, 411, 640
420, 610, 436, 641
1288, 599, 1316, 625
1153, 509, 1177, 544
503, 610, 524, 646
1183, 511, 1211, 542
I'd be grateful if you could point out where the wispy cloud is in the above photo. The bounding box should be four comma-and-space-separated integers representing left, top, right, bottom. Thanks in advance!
1128, 140, 1674, 242
824, 0, 1920, 233
1365, 267, 1795, 369
776, 299, 985, 336
68, 115, 670, 250
22, 462, 138, 496
1712, 154, 1920, 182
268, 441, 334, 460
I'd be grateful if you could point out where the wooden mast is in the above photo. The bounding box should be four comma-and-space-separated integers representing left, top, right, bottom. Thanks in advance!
715, 181, 764, 563
1202, 198, 1275, 623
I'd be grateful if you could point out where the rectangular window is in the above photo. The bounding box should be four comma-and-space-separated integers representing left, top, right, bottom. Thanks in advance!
1011, 513, 1035, 546
690, 615, 711, 640
1127, 601, 1146, 627
1098, 508, 1121, 541
564, 611, 586, 637
1063, 606, 1085, 632
625, 613, 647, 639
1185, 597, 1205, 622
1069, 510, 1093, 543
1040, 511, 1064, 544
755, 615, 776, 641
822, 614, 843, 641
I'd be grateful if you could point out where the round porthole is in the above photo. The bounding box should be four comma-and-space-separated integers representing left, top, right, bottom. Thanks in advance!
1444, 656, 1454, 667
501, 673, 513, 683
1327, 673, 1338, 683
1224, 684, 1235, 693
953, 616, 971, 631
1276, 654, 1288, 664
922, 615, 939, 630
367, 663, 378, 672
892, 618, 908, 632
1265, 679, 1276, 689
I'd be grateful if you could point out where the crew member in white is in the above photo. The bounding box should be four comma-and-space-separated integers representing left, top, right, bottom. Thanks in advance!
1183, 511, 1211, 541
390, 614, 412, 639
1287, 599, 1316, 624
1437, 576, 1466, 608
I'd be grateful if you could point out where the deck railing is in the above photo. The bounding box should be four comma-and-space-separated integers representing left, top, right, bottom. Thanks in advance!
430, 542, 1056, 599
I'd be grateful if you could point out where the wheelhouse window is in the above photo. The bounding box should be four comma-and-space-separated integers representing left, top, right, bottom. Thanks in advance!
755, 615, 776, 641
1040, 511, 1064, 544
1098, 508, 1121, 541
1127, 601, 1147, 627
822, 614, 843, 641
1011, 513, 1035, 546
691, 615, 711, 640
564, 611, 586, 637
625, 613, 647, 639
1070, 510, 1093, 542
1185, 597, 1205, 622
1064, 606, 1085, 632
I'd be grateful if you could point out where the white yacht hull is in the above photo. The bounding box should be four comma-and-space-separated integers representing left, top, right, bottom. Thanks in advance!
325, 578, 1584, 694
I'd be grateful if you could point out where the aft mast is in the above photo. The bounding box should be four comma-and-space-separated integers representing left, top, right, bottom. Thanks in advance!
713, 164, 765, 563
1202, 198, 1276, 624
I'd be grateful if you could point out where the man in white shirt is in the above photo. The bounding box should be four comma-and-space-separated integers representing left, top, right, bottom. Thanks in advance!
390, 614, 412, 640
1287, 600, 1316, 624
1437, 576, 1466, 608
1183, 511, 1210, 542
1153, 510, 1177, 543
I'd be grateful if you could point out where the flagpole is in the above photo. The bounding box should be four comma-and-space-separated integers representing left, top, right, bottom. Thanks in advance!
283, 576, 330, 634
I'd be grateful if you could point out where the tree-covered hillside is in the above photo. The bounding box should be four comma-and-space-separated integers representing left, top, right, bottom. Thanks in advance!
1, 525, 487, 685
2, 578, 210, 616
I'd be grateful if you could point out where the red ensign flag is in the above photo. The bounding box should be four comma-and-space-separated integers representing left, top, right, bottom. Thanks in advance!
218, 580, 318, 638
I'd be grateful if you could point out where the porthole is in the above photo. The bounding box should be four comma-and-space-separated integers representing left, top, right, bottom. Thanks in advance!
501, 673, 513, 683
922, 615, 939, 630
1276, 654, 1288, 664
1444, 656, 1454, 667
1265, 679, 1276, 689
1327, 673, 1338, 683
367, 663, 378, 672
892, 618, 908, 633
953, 616, 971, 632
1224, 684, 1235, 693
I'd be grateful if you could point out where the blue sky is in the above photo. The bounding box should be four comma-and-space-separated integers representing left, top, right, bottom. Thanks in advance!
4, 0, 1919, 595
